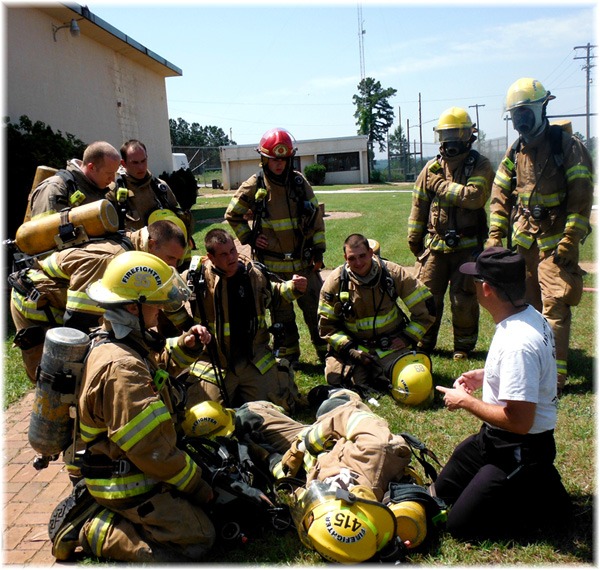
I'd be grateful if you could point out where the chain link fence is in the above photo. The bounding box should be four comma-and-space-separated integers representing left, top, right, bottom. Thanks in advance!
171, 146, 223, 187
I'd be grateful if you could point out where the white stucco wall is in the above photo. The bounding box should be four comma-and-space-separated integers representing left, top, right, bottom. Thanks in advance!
5, 6, 176, 176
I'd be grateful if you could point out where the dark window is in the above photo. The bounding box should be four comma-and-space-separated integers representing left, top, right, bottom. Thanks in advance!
317, 152, 360, 172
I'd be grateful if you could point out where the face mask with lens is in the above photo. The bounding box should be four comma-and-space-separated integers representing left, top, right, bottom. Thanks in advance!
440, 141, 467, 158
511, 103, 544, 140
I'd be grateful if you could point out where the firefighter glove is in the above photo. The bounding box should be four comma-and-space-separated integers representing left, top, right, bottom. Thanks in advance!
485, 228, 504, 249
281, 440, 305, 477
348, 348, 375, 366
408, 237, 424, 257
554, 234, 579, 270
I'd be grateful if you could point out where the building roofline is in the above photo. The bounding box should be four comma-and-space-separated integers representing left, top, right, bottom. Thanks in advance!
38, 2, 182, 77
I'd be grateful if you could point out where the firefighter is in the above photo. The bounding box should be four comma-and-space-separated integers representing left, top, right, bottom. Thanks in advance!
108, 139, 193, 237
486, 78, 594, 394
24, 141, 121, 221
318, 234, 435, 395
10, 219, 186, 382
48, 251, 216, 562
225, 128, 327, 366
408, 107, 494, 360
235, 392, 416, 563
168, 228, 307, 413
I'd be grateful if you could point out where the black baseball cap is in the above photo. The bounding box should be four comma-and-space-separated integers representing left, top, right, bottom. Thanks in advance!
460, 247, 526, 287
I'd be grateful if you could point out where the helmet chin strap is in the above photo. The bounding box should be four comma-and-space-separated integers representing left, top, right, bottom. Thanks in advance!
136, 301, 166, 352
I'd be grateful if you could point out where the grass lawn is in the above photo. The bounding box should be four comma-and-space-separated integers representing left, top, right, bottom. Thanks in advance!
4, 183, 595, 564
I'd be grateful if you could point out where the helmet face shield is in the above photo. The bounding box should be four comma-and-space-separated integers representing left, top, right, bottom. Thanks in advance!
145, 268, 191, 311
435, 127, 472, 144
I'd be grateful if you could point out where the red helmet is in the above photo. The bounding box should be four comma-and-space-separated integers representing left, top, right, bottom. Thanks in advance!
257, 128, 297, 159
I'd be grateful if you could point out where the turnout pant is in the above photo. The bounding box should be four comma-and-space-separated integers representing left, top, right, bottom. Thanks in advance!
80, 488, 215, 562
414, 248, 479, 353
187, 359, 301, 413
518, 243, 584, 390
270, 267, 327, 362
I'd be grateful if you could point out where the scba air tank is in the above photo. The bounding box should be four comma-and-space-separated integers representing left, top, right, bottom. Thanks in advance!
16, 199, 119, 256
28, 327, 90, 457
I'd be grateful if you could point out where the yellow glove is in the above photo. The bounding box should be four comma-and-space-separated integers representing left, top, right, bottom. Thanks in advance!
554, 234, 579, 270
281, 440, 305, 477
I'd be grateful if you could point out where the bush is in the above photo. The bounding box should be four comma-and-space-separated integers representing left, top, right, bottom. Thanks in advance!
304, 163, 326, 185
159, 168, 199, 211
370, 169, 386, 183
4, 115, 87, 238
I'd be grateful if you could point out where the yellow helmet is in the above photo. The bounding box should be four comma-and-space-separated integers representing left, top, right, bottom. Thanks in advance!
294, 481, 396, 564
505, 77, 555, 111
368, 238, 381, 257
388, 500, 427, 549
87, 251, 190, 310
147, 208, 188, 241
390, 352, 433, 406
182, 401, 235, 438
433, 107, 476, 143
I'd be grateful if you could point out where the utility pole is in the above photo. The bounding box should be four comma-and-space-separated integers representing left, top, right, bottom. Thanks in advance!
574, 43, 596, 142
418, 93, 423, 165
468, 103, 485, 148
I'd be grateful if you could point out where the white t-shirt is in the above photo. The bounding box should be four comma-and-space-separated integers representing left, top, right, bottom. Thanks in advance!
483, 305, 558, 434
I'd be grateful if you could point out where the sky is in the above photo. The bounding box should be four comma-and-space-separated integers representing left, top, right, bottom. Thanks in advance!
66, 1, 599, 156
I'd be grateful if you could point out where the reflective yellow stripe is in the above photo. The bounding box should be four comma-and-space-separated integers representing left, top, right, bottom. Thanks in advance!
346, 410, 374, 440
327, 331, 354, 352
403, 284, 432, 309
85, 473, 158, 500
566, 213, 590, 234
166, 337, 197, 368
111, 401, 171, 452
11, 290, 64, 324
164, 453, 199, 492
556, 359, 567, 375
79, 423, 108, 443
565, 163, 593, 183
66, 290, 105, 314
40, 254, 69, 279
493, 169, 512, 192
85, 508, 115, 558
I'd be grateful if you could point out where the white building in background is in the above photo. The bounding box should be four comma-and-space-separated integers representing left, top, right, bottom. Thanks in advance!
220, 135, 370, 190
5, 3, 181, 176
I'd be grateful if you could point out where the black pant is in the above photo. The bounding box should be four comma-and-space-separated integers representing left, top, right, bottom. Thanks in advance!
434, 425, 571, 540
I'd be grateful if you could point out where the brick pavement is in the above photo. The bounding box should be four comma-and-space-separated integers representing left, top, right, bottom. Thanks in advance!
4, 391, 72, 566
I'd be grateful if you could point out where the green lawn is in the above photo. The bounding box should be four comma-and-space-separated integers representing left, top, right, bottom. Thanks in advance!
4, 184, 595, 564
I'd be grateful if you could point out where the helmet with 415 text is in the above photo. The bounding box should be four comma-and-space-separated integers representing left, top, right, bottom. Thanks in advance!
292, 481, 397, 564
257, 128, 297, 159
434, 107, 477, 143
87, 250, 190, 311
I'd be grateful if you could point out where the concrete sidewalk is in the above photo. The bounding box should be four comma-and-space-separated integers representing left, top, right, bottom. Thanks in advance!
4, 391, 71, 566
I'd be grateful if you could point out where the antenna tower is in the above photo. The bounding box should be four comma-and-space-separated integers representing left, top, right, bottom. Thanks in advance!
357, 4, 366, 80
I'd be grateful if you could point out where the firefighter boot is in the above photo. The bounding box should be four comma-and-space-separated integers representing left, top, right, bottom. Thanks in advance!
48, 480, 101, 560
